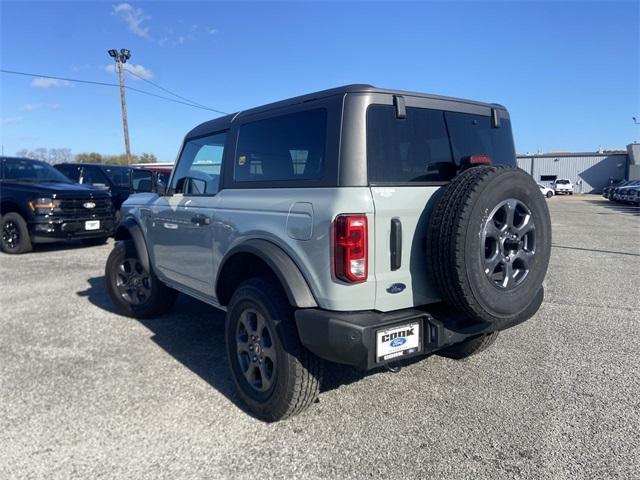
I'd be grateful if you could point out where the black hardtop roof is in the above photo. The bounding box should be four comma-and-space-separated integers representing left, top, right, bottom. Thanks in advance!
186, 84, 506, 139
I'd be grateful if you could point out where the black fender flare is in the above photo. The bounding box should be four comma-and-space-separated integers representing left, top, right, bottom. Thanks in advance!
217, 239, 318, 308
114, 217, 150, 273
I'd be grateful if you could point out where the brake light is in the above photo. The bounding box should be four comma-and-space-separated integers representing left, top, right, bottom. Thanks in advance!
469, 155, 492, 165
333, 214, 368, 283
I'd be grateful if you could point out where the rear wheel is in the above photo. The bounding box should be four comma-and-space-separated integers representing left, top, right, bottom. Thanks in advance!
226, 277, 322, 422
427, 166, 551, 324
0, 213, 32, 254
105, 240, 177, 318
546, 191, 553, 198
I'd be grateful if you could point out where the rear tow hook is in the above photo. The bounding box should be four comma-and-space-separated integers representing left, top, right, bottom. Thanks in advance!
385, 362, 402, 373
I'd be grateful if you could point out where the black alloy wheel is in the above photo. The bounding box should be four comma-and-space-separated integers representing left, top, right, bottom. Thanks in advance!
482, 198, 536, 290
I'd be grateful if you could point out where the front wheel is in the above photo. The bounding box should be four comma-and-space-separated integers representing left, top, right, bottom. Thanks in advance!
0, 213, 32, 254
105, 240, 177, 318
225, 277, 323, 422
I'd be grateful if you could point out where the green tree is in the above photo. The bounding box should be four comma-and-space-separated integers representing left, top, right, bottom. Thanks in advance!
75, 152, 104, 163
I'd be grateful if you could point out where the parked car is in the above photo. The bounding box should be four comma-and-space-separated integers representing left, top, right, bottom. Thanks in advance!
611, 180, 640, 202
631, 188, 640, 206
552, 178, 573, 195
104, 84, 551, 421
603, 179, 625, 199
538, 183, 554, 198
130, 164, 173, 195
0, 157, 114, 254
618, 184, 640, 204
54, 163, 132, 211
54, 163, 169, 212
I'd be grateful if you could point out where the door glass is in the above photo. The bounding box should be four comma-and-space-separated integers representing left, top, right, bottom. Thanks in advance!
81, 167, 110, 188
172, 132, 226, 195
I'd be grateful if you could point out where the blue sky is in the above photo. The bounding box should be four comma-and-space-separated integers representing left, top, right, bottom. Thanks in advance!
1, 1, 638, 161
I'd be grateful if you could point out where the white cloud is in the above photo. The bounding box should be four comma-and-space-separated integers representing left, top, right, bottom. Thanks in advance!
207, 27, 218, 35
31, 78, 72, 88
158, 37, 168, 46
172, 36, 185, 46
112, 3, 150, 38
105, 63, 154, 80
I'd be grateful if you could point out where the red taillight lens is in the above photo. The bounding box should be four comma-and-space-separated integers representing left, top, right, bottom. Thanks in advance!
333, 214, 368, 283
469, 154, 492, 165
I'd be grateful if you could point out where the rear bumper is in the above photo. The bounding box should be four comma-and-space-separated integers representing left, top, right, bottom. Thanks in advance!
29, 216, 115, 243
295, 305, 528, 370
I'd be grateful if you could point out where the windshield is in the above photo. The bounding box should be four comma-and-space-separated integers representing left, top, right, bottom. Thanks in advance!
556, 180, 570, 184
1, 157, 71, 183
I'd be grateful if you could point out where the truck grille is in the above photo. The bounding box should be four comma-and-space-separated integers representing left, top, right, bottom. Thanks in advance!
57, 197, 114, 218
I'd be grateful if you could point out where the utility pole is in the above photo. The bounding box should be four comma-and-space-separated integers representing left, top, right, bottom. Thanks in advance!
108, 48, 132, 165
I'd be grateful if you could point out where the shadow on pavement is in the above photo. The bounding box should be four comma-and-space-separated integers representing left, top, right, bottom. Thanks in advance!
590, 199, 640, 216
76, 275, 390, 416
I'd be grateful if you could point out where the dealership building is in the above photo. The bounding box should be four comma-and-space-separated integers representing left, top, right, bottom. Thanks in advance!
516, 143, 640, 193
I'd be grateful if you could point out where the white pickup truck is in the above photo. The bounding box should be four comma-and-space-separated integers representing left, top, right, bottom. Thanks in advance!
552, 178, 574, 195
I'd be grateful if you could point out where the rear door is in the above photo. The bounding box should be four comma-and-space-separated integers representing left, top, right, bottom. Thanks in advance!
367, 104, 517, 311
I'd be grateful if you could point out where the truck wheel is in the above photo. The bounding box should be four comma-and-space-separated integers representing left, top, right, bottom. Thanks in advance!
439, 332, 499, 359
427, 166, 551, 324
105, 240, 177, 318
225, 277, 322, 422
0, 213, 32, 254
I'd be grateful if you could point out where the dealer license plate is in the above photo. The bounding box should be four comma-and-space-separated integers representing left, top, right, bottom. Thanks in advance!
85, 220, 100, 231
376, 322, 421, 362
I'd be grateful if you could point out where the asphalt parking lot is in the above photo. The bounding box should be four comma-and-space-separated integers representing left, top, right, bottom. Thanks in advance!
1, 196, 639, 480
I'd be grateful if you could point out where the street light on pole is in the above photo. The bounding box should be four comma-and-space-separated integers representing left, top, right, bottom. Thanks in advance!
108, 48, 132, 165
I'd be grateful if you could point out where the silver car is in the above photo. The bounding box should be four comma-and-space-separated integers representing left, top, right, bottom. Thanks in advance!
105, 85, 552, 421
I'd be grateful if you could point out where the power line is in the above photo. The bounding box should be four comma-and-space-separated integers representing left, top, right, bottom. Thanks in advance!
122, 66, 215, 111
0, 69, 229, 115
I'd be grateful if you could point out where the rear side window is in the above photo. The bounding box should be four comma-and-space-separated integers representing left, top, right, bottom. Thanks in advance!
445, 112, 516, 167
234, 109, 327, 182
367, 106, 454, 183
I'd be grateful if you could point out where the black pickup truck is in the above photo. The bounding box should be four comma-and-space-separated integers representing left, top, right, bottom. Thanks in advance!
0, 157, 115, 254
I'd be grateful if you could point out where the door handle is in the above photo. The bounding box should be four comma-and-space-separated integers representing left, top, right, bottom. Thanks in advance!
191, 214, 211, 226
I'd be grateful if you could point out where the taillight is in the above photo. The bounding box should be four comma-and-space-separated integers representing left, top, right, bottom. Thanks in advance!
468, 155, 492, 165
333, 214, 368, 283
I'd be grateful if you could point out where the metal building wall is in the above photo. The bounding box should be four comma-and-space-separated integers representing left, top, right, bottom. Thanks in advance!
516, 154, 628, 193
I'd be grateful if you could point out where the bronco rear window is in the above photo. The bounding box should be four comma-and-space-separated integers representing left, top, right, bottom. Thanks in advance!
367, 105, 516, 184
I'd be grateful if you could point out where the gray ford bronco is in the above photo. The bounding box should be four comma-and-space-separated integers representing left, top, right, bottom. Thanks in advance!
106, 85, 551, 421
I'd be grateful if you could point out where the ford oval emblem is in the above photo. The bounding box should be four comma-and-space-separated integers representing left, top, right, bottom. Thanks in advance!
83, 201, 96, 209
386, 283, 406, 294
390, 337, 406, 348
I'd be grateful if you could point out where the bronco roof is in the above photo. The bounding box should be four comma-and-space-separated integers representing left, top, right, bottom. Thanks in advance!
186, 84, 506, 139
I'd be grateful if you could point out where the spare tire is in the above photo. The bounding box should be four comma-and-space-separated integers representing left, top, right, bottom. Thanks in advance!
427, 166, 551, 323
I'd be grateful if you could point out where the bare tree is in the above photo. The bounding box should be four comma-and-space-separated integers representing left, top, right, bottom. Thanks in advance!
16, 148, 72, 164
